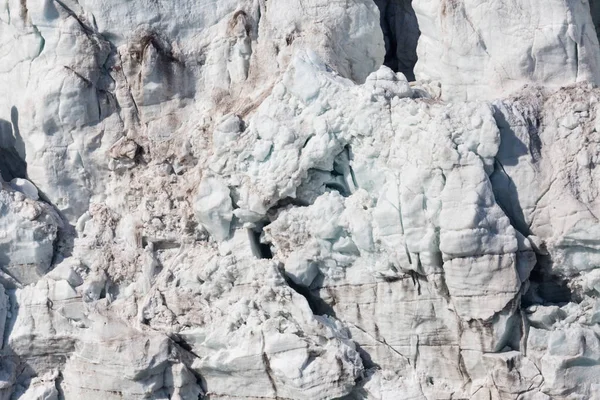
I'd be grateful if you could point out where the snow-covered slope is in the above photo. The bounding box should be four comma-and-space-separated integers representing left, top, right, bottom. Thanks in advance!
1, 0, 600, 399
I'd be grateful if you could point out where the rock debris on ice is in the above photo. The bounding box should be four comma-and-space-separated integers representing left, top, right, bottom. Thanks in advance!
1, 0, 600, 399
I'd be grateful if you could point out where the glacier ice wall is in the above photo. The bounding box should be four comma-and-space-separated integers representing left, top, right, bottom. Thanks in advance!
1, 0, 600, 399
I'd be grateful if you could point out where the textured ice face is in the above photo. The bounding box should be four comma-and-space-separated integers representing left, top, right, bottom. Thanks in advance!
414, 0, 600, 101
1, 0, 600, 399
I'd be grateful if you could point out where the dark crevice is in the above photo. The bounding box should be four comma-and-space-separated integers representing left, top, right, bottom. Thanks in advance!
373, 0, 420, 81
297, 146, 357, 203
354, 344, 380, 370
491, 158, 532, 238
333, 145, 356, 196
262, 352, 279, 399
0, 146, 27, 182
490, 103, 577, 309
169, 336, 207, 398
335, 382, 370, 400
63, 66, 94, 86
279, 266, 382, 399
249, 228, 273, 259
522, 253, 577, 307
54, 0, 96, 36
0, 108, 27, 182
345, 146, 359, 191
171, 335, 200, 359
280, 268, 337, 317
324, 182, 349, 195
490, 104, 539, 238
55, 371, 65, 400
266, 197, 310, 218
141, 237, 181, 250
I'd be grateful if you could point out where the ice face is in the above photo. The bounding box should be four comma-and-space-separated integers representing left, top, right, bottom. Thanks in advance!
1, 0, 600, 399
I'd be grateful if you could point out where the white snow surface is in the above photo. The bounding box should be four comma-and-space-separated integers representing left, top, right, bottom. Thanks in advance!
0, 0, 600, 399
